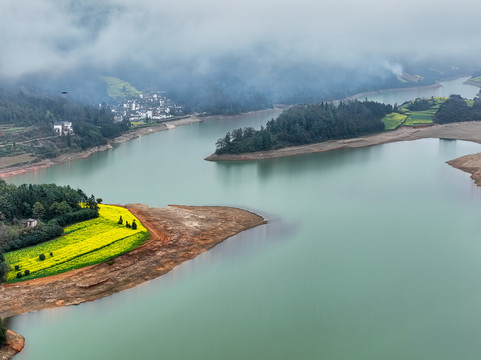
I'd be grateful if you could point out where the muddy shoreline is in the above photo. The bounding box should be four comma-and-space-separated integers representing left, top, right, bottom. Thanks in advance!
0, 204, 265, 359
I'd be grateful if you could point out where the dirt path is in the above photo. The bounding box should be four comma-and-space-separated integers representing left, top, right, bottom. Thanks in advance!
0, 204, 265, 319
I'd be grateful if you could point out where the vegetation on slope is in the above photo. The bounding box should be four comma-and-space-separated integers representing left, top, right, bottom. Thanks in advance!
102, 76, 141, 98
0, 88, 130, 168
214, 94, 481, 155
215, 100, 393, 154
0, 181, 101, 280
4, 204, 148, 283
433, 95, 481, 124
0, 317, 6, 347
382, 97, 446, 130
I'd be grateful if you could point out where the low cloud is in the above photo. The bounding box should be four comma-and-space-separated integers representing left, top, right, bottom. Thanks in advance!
1, 0, 480, 83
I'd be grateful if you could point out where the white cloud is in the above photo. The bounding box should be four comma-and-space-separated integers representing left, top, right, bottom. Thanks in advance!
0, 0, 480, 79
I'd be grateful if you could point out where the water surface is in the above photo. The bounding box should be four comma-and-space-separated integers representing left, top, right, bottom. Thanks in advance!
8, 80, 481, 360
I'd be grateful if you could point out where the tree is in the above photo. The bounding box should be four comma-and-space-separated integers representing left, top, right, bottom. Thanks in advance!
0, 317, 6, 347
132, 220, 137, 230
85, 195, 99, 210
0, 253, 8, 283
32, 202, 45, 219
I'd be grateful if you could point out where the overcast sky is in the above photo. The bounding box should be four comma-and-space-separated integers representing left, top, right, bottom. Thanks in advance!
1, 0, 480, 80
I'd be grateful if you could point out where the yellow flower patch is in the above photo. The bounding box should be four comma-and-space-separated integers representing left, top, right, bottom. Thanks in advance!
5, 205, 149, 282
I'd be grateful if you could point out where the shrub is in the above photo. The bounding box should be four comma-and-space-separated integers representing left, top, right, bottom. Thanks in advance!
14, 265, 20, 271
118, 215, 123, 225
0, 317, 6, 347
54, 208, 99, 227
24, 270, 30, 276
50, 252, 53, 256
132, 220, 137, 230
16, 272, 22, 278
39, 254, 46, 261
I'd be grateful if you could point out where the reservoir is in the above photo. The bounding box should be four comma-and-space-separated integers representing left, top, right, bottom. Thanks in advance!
7, 79, 481, 359
354, 76, 480, 105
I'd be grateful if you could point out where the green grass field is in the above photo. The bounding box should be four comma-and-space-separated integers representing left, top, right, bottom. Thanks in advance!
5, 205, 149, 283
471, 76, 481, 83
382, 113, 407, 130
382, 97, 447, 129
102, 76, 141, 98
404, 107, 439, 126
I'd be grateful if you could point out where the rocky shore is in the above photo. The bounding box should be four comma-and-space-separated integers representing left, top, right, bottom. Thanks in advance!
0, 331, 25, 360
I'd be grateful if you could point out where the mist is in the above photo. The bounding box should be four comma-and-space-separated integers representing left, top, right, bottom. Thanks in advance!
1, 0, 480, 107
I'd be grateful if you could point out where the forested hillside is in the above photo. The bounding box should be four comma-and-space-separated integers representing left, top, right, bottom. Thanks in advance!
215, 100, 393, 154
0, 89, 129, 164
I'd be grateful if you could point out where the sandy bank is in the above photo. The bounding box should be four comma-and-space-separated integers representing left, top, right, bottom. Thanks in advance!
0, 204, 265, 319
206, 122, 481, 161
447, 154, 481, 186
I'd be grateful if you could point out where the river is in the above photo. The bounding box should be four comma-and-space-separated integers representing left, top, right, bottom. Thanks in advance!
353, 76, 479, 105
7, 78, 481, 360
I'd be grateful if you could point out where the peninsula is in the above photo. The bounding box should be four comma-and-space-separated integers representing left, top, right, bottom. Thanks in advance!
0, 204, 265, 358
206, 121, 481, 161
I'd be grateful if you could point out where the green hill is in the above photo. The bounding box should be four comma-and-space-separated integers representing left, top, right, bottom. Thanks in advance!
102, 76, 141, 98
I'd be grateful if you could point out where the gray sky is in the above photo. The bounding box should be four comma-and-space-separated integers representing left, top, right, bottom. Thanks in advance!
1, 0, 480, 79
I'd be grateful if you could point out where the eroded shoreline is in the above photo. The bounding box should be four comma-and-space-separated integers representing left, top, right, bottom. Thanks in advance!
0, 204, 265, 359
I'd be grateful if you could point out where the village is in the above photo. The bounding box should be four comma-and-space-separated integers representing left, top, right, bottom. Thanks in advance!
110, 91, 184, 123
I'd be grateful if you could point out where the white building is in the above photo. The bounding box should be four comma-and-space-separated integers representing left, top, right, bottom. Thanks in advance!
54, 121, 74, 136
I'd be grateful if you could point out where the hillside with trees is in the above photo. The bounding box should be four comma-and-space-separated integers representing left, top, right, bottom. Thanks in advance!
0, 88, 130, 166
0, 181, 99, 281
433, 95, 481, 124
215, 100, 393, 154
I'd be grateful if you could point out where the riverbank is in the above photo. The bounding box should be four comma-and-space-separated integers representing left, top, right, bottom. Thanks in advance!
0, 204, 264, 319
0, 115, 203, 178
206, 122, 481, 161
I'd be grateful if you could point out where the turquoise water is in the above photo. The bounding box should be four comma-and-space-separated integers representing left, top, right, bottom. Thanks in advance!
7, 80, 481, 359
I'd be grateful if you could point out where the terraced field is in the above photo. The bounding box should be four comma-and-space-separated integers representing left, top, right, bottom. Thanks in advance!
382, 97, 447, 130
5, 205, 149, 283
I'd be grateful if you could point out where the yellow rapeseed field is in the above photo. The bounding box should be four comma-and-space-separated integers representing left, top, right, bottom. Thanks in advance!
5, 205, 149, 283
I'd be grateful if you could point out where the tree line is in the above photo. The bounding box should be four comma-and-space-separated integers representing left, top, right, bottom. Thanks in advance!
433, 95, 481, 124
215, 100, 393, 154
0, 181, 99, 279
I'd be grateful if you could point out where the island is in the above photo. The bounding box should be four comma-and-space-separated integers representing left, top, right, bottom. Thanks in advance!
0, 204, 265, 358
